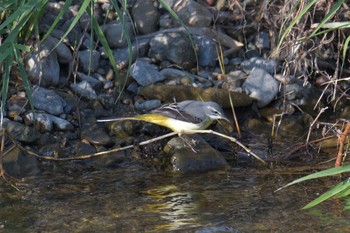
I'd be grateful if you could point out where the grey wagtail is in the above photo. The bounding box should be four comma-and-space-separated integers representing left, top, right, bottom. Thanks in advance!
97, 100, 230, 132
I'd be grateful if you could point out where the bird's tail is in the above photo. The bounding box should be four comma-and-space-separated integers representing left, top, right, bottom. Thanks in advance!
96, 116, 140, 122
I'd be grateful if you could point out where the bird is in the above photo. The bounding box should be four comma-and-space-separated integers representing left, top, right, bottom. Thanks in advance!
97, 100, 230, 132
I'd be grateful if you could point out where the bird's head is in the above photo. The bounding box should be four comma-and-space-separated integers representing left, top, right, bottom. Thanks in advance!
204, 102, 230, 122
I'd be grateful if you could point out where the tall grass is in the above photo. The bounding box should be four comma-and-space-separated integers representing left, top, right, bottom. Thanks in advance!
0, 0, 133, 126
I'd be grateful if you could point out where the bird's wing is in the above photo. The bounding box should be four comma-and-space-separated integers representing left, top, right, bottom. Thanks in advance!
151, 102, 202, 124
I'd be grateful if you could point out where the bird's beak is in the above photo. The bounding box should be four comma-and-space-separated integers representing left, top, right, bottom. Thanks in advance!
218, 116, 233, 133
219, 116, 230, 123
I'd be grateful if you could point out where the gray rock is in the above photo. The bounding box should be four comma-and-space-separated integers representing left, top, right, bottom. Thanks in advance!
44, 35, 72, 64
130, 59, 165, 86
32, 86, 66, 115
103, 80, 113, 89
132, 0, 159, 34
77, 49, 100, 73
2, 119, 41, 143
76, 72, 103, 90
70, 80, 98, 100
81, 123, 113, 146
25, 112, 74, 131
241, 57, 277, 74
103, 21, 134, 48
111, 39, 150, 70
127, 81, 140, 94
148, 31, 196, 70
159, 0, 177, 8
242, 68, 279, 108
167, 136, 228, 173
26, 39, 60, 86
221, 70, 245, 91
134, 100, 161, 111
159, 13, 174, 28
55, 91, 78, 113
194, 36, 217, 67
50, 114, 74, 131
283, 79, 323, 115
25, 112, 53, 131
256, 31, 270, 50
60, 17, 82, 45
174, 0, 213, 27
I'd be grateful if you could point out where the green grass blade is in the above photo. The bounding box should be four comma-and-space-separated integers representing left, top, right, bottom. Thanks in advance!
342, 35, 350, 64
277, 0, 318, 50
45, 0, 89, 52
14, 43, 31, 52
302, 180, 350, 209
280, 164, 350, 189
40, 0, 73, 43
1, 56, 12, 115
87, 7, 120, 80
13, 43, 34, 110
306, 0, 345, 39
110, 0, 134, 93
157, 0, 198, 68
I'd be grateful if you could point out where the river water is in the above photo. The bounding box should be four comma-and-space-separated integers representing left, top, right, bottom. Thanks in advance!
1, 155, 350, 233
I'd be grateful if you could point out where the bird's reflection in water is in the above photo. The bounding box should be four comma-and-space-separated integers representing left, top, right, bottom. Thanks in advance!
142, 184, 200, 232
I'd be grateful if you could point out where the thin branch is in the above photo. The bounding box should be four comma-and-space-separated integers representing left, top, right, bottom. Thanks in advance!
4, 129, 266, 165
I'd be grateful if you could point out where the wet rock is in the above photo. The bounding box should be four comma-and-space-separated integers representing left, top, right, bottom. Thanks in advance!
174, 0, 213, 27
134, 99, 161, 111
282, 78, 323, 115
194, 36, 217, 67
242, 68, 279, 108
130, 59, 165, 86
195, 226, 239, 233
81, 123, 113, 146
77, 49, 100, 73
166, 136, 228, 173
39, 143, 63, 158
103, 21, 134, 48
70, 80, 98, 100
256, 31, 270, 50
277, 116, 306, 138
132, 0, 159, 34
32, 86, 66, 115
2, 147, 39, 178
3, 119, 41, 143
26, 39, 60, 86
241, 57, 277, 74
76, 72, 103, 90
141, 84, 252, 108
111, 39, 150, 69
66, 140, 97, 156
148, 31, 196, 70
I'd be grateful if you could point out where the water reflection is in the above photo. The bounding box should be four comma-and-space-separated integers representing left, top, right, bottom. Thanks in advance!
1, 164, 350, 232
142, 184, 200, 232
